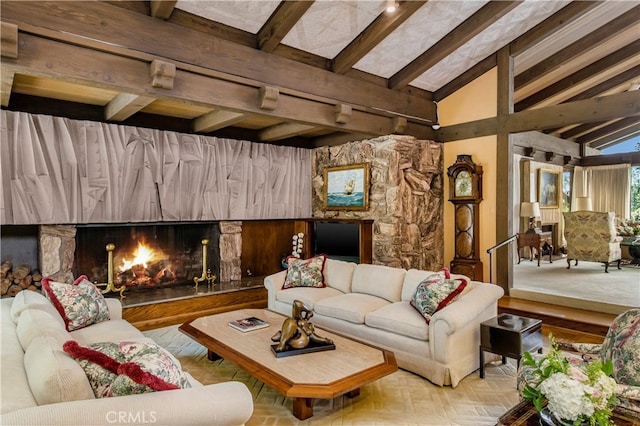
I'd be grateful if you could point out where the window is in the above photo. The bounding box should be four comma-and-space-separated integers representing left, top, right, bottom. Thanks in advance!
632, 165, 640, 221
562, 170, 572, 212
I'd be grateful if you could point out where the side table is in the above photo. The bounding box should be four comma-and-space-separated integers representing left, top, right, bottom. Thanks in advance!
480, 313, 542, 378
517, 232, 553, 266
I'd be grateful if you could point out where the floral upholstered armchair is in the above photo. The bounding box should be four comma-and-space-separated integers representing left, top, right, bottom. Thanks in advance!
518, 308, 640, 418
563, 211, 622, 272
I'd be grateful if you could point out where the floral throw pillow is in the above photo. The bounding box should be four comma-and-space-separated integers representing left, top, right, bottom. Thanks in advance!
42, 275, 110, 331
282, 254, 327, 289
410, 268, 468, 324
63, 340, 191, 398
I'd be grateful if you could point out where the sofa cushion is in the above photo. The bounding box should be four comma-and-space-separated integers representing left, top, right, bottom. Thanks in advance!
63, 340, 191, 398
282, 255, 327, 289
276, 286, 344, 311
365, 302, 429, 341
42, 276, 111, 331
323, 258, 357, 294
410, 270, 468, 324
314, 293, 390, 324
10, 289, 60, 324
24, 336, 95, 405
69, 319, 147, 346
16, 308, 73, 351
351, 264, 406, 303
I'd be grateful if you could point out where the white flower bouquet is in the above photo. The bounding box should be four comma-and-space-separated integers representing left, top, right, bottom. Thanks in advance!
521, 335, 617, 426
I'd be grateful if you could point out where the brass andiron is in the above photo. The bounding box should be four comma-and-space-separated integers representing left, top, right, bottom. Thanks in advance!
95, 243, 126, 298
194, 238, 216, 290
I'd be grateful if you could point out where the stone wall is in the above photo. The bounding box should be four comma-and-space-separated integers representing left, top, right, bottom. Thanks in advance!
219, 221, 242, 282
312, 135, 444, 270
40, 225, 76, 283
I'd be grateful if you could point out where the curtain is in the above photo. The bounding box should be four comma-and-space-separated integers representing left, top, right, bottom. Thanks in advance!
580, 164, 631, 218
572, 166, 588, 206
0, 110, 312, 224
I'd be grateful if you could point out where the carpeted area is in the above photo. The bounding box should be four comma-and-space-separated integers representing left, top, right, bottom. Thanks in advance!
512, 257, 640, 315
145, 325, 521, 425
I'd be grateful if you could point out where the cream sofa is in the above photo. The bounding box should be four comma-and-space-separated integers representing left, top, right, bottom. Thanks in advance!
264, 259, 504, 387
1, 290, 253, 425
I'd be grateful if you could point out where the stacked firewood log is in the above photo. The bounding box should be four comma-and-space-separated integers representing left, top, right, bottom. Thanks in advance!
1, 261, 42, 298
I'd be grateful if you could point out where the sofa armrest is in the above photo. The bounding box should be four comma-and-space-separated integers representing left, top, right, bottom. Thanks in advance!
264, 270, 287, 310
105, 298, 123, 320
0, 382, 253, 426
427, 283, 503, 366
429, 283, 504, 336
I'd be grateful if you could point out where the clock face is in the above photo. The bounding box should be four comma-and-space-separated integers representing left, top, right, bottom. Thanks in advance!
455, 171, 472, 197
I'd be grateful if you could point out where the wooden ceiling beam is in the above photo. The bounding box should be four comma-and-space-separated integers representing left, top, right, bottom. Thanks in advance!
560, 120, 608, 140
577, 117, 640, 145
259, 122, 316, 141
434, 53, 497, 102
310, 132, 377, 148
515, 5, 640, 89
515, 40, 640, 111
563, 64, 640, 105
510, 1, 601, 56
543, 65, 640, 135
1, 69, 14, 107
438, 91, 640, 142
257, 1, 314, 53
193, 109, 249, 133
439, 1, 603, 104
332, 1, 426, 75
105, 92, 155, 121
588, 125, 640, 150
3, 33, 433, 138
150, 0, 176, 20
0, 1, 435, 122
389, 1, 519, 89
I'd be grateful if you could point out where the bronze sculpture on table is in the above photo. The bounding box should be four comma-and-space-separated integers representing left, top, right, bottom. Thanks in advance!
271, 300, 333, 352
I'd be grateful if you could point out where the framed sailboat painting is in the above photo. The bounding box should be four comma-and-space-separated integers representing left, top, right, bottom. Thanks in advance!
324, 163, 370, 210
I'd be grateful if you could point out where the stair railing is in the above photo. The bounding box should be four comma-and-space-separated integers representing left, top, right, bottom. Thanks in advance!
486, 234, 518, 284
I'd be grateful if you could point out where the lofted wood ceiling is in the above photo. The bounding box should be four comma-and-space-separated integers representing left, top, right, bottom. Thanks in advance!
1, 1, 639, 151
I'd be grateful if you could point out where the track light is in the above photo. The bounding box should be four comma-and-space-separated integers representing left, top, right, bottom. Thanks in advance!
386, 0, 398, 13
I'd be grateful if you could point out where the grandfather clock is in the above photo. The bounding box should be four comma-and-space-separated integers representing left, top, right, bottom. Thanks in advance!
447, 155, 483, 281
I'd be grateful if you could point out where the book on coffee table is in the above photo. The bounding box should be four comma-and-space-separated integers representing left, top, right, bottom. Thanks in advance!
228, 316, 269, 332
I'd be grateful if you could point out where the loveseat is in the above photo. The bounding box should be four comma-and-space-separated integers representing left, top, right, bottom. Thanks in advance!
264, 258, 504, 387
1, 286, 254, 425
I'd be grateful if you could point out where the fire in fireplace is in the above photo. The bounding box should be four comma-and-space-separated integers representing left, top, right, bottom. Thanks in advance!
74, 223, 220, 292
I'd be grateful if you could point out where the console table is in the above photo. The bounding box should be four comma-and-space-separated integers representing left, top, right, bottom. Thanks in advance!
517, 232, 553, 266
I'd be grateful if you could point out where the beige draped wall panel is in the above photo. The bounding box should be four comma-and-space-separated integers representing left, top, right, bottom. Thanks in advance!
578, 164, 631, 219
0, 111, 312, 224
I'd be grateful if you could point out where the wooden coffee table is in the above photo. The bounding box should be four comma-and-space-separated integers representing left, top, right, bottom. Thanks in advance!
179, 308, 397, 420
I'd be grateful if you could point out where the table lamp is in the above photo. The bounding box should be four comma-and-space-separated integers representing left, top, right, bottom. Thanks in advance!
573, 196, 592, 211
521, 202, 541, 233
